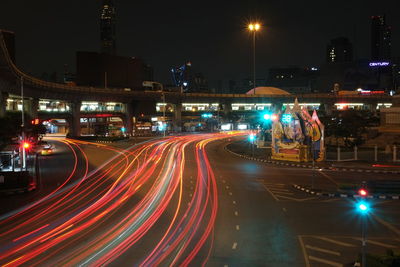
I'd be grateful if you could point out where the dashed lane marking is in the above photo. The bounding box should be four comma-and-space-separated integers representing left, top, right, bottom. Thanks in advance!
313, 236, 355, 247
232, 200, 236, 204
318, 171, 339, 186
232, 242, 238, 250
236, 225, 240, 230
229, 192, 233, 196
308, 255, 343, 267
305, 245, 341, 256
234, 211, 239, 216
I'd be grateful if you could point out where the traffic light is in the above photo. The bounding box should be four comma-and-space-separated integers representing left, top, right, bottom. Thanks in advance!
263, 113, 272, 120
356, 201, 370, 214
22, 141, 31, 150
121, 127, 126, 133
248, 134, 256, 142
358, 188, 368, 197
357, 182, 369, 198
271, 114, 278, 121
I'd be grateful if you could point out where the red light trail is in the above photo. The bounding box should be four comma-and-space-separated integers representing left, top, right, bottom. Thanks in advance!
0, 132, 245, 266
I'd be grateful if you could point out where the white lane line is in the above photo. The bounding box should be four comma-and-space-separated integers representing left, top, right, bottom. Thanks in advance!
351, 238, 398, 248
236, 225, 240, 230
229, 192, 233, 196
232, 200, 236, 204
373, 215, 400, 237
298, 236, 310, 267
226, 186, 230, 189
313, 236, 355, 247
305, 245, 340, 256
264, 183, 286, 187
232, 242, 238, 249
261, 184, 280, 202
308, 256, 343, 267
234, 211, 239, 216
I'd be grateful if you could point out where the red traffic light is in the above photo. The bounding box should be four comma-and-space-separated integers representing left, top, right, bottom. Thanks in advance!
358, 188, 368, 197
22, 142, 31, 149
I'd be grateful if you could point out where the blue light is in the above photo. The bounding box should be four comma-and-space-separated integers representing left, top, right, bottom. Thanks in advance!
249, 134, 256, 142
282, 114, 292, 123
201, 113, 212, 118
121, 127, 126, 132
357, 201, 370, 214
263, 113, 271, 120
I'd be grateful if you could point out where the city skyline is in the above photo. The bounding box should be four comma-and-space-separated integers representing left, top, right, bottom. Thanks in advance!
0, 0, 399, 88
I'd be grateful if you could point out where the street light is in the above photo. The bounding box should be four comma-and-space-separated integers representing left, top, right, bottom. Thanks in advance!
248, 22, 261, 95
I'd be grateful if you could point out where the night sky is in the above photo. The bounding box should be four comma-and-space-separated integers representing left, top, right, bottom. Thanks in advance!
1, 0, 399, 89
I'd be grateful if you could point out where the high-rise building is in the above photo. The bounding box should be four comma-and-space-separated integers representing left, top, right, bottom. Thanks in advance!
100, 0, 116, 55
326, 37, 353, 63
371, 15, 391, 61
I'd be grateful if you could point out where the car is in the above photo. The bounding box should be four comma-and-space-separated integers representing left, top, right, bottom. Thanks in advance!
36, 141, 54, 156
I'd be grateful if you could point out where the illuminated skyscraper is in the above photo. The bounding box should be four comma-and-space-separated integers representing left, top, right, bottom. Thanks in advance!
100, 0, 116, 55
326, 37, 353, 63
371, 15, 391, 61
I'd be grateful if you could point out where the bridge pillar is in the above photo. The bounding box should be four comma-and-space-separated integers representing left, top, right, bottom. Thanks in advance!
272, 102, 283, 113
0, 91, 7, 118
26, 98, 39, 119
69, 102, 81, 137
173, 103, 182, 132
323, 103, 334, 116
124, 102, 134, 136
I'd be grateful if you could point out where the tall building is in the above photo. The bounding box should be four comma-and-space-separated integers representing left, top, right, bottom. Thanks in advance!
371, 15, 391, 61
326, 37, 353, 63
100, 0, 116, 55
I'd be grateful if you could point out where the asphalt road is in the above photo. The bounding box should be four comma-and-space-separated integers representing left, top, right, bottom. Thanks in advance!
0, 134, 399, 266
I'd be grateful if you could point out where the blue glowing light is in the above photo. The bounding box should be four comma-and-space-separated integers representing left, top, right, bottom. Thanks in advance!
263, 113, 271, 120
201, 113, 213, 118
357, 201, 370, 214
282, 114, 292, 123
121, 127, 126, 132
249, 134, 256, 142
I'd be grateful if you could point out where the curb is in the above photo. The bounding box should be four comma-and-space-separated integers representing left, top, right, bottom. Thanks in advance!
292, 184, 400, 200
224, 146, 400, 175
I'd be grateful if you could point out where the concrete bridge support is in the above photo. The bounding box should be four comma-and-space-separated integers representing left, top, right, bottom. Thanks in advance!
69, 102, 81, 137
173, 103, 182, 132
0, 91, 7, 118
26, 98, 39, 119
124, 102, 134, 136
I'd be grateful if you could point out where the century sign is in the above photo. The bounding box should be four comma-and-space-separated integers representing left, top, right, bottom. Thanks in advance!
369, 62, 390, 67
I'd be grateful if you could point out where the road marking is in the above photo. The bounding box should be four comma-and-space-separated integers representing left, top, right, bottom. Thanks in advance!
261, 184, 280, 201
321, 198, 341, 203
224, 265, 228, 267
234, 211, 239, 216
229, 192, 233, 196
276, 195, 316, 202
373, 215, 400, 237
226, 186, 230, 189
222, 180, 226, 183
232, 242, 238, 249
232, 200, 236, 204
189, 193, 192, 197
282, 208, 287, 212
351, 238, 398, 248
305, 245, 341, 256
273, 191, 294, 195
236, 225, 240, 230
298, 236, 311, 267
263, 182, 285, 186
313, 236, 355, 247
318, 171, 339, 186
269, 188, 291, 192
308, 256, 343, 267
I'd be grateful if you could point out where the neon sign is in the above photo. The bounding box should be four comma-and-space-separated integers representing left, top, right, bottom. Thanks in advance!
369, 62, 390, 67
281, 114, 292, 123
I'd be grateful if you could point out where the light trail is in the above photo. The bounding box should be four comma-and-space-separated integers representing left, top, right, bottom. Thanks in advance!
0, 132, 245, 266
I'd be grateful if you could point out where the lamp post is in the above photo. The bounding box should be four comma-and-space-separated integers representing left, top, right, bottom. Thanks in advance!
248, 23, 261, 95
